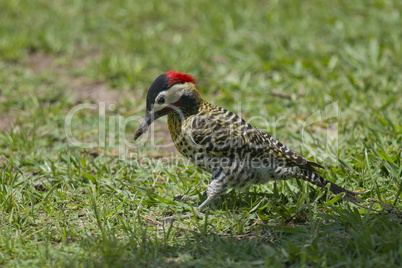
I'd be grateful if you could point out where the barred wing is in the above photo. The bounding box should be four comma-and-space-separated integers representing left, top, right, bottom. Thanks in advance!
186, 105, 323, 171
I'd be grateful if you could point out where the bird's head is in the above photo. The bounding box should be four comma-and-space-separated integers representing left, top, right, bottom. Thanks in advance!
134, 71, 201, 140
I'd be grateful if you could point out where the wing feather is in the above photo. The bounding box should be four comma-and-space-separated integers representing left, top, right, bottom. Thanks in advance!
186, 103, 324, 171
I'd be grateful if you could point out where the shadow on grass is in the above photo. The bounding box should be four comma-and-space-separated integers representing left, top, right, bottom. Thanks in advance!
64, 206, 401, 267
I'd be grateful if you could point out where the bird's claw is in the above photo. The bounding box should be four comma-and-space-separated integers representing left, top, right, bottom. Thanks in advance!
164, 211, 205, 222
174, 194, 199, 202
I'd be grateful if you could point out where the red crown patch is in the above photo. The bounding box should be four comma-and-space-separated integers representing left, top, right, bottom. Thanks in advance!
166, 71, 196, 87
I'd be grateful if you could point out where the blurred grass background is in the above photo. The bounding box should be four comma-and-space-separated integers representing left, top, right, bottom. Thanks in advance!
0, 0, 401, 267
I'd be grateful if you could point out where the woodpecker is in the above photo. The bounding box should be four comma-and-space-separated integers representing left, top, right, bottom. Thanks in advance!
134, 71, 359, 212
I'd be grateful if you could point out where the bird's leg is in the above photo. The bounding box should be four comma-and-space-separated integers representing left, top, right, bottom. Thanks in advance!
196, 168, 229, 210
164, 168, 229, 221
174, 191, 206, 202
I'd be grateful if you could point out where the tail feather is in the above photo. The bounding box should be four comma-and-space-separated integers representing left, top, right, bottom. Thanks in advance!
299, 169, 361, 203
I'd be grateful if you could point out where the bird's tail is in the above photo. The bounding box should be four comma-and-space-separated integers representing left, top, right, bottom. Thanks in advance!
299, 169, 362, 203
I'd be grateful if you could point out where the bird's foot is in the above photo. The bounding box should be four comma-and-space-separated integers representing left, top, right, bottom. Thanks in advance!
164, 210, 205, 222
174, 194, 200, 202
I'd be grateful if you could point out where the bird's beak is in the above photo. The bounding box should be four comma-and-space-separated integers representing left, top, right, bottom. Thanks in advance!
134, 109, 169, 140
134, 103, 179, 140
134, 110, 155, 140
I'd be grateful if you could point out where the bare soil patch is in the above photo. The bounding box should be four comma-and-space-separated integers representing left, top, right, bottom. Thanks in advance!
27, 52, 121, 106
70, 82, 120, 108
26, 53, 54, 73
0, 115, 14, 131
25, 52, 178, 155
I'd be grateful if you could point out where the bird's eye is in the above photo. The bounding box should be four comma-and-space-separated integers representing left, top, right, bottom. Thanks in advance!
157, 96, 165, 105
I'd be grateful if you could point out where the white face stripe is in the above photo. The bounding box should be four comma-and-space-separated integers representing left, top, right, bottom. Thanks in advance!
153, 91, 168, 112
152, 84, 187, 112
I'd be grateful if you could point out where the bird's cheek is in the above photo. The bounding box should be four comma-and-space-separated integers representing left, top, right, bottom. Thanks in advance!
156, 106, 174, 116
157, 99, 183, 116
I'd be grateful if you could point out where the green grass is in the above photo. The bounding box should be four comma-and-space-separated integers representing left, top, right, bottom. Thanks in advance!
1, 0, 401, 267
